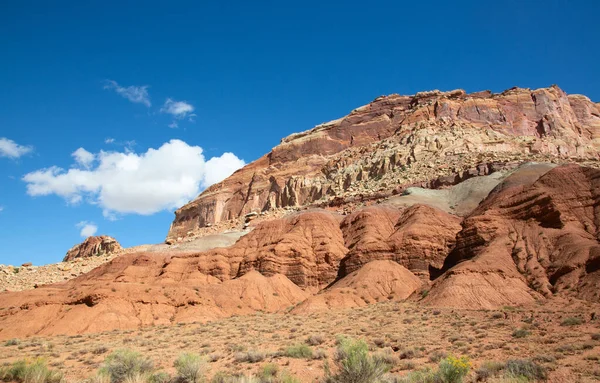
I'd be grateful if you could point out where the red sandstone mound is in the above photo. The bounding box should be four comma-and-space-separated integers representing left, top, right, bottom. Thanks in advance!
169, 210, 348, 290
0, 252, 308, 338
0, 203, 459, 338
422, 164, 600, 309
338, 204, 462, 279
63, 236, 122, 261
291, 260, 422, 314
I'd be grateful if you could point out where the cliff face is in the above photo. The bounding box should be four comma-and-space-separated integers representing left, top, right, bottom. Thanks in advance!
167, 85, 600, 242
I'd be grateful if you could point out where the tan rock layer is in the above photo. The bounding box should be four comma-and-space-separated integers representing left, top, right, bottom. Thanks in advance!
168, 85, 600, 242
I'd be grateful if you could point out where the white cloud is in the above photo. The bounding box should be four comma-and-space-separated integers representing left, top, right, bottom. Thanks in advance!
72, 148, 95, 168
23, 140, 245, 216
161, 98, 194, 119
104, 80, 151, 107
203, 152, 246, 187
0, 206, 4, 213
0, 138, 33, 159
104, 138, 115, 144
168, 121, 179, 129
77, 221, 98, 237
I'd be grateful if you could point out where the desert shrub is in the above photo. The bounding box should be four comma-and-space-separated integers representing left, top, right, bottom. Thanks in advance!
93, 346, 110, 355
512, 329, 530, 339
504, 359, 546, 380
437, 355, 470, 383
475, 361, 505, 381
399, 348, 417, 360
0, 358, 63, 383
373, 339, 386, 348
278, 373, 301, 383
260, 363, 278, 379
374, 352, 397, 367
561, 317, 583, 326
234, 351, 265, 364
148, 372, 171, 383
122, 373, 147, 383
174, 353, 205, 383
397, 368, 437, 383
591, 333, 600, 341
428, 351, 447, 363
313, 349, 328, 360
306, 335, 325, 346
324, 337, 390, 383
99, 349, 154, 383
4, 339, 20, 347
285, 344, 313, 359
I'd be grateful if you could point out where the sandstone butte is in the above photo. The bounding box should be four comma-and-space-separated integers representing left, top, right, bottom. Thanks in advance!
63, 235, 123, 262
1, 85, 600, 339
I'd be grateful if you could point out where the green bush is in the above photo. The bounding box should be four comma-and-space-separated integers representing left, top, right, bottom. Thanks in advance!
0, 358, 63, 383
397, 355, 470, 383
174, 353, 205, 383
437, 355, 470, 383
284, 344, 313, 359
324, 337, 390, 383
99, 349, 154, 383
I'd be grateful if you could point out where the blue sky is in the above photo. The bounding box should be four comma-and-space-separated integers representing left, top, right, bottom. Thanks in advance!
1, 0, 599, 265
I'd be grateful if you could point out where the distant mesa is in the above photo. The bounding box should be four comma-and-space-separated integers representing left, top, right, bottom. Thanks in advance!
63, 235, 123, 262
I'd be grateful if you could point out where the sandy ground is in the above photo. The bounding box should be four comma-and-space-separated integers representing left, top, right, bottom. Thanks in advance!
1, 300, 599, 382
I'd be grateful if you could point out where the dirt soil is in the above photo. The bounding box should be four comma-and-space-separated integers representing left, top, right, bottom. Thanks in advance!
1, 301, 599, 382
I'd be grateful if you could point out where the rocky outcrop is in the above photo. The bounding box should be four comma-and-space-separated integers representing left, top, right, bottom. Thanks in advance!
63, 236, 122, 262
291, 260, 422, 313
423, 164, 600, 309
167, 85, 600, 243
338, 204, 462, 279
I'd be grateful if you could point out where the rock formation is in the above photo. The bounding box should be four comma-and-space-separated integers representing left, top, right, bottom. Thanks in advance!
291, 260, 422, 314
422, 164, 600, 308
2, 86, 600, 339
168, 85, 600, 243
63, 236, 123, 261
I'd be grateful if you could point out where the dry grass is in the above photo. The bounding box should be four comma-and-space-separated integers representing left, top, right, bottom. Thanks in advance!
1, 301, 599, 382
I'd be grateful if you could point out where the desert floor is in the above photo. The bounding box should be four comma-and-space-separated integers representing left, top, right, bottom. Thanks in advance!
2, 301, 600, 382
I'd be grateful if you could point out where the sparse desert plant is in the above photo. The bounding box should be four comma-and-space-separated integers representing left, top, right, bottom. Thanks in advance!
324, 337, 390, 383
99, 349, 154, 383
503, 359, 546, 381
0, 358, 63, 383
592, 333, 600, 341
428, 351, 447, 363
306, 334, 325, 346
174, 353, 205, 383
512, 329, 530, 338
475, 361, 505, 381
4, 339, 20, 347
285, 344, 313, 359
260, 363, 278, 379
234, 351, 265, 364
313, 349, 328, 360
437, 355, 470, 383
148, 372, 171, 383
560, 317, 583, 326
397, 368, 437, 383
